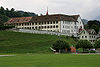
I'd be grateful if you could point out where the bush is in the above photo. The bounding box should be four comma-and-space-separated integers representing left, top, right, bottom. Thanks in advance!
89, 50, 96, 53
0, 25, 14, 30
94, 40, 100, 49
76, 40, 93, 52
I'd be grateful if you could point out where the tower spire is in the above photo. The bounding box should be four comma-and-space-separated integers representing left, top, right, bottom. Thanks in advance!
46, 7, 48, 15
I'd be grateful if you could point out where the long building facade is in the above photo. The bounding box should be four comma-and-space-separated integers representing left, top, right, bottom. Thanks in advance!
5, 14, 84, 36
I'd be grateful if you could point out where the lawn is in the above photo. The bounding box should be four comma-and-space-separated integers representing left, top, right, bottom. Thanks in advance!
0, 54, 100, 67
0, 31, 76, 53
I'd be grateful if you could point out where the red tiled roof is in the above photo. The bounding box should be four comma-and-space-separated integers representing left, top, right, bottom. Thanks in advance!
5, 17, 32, 24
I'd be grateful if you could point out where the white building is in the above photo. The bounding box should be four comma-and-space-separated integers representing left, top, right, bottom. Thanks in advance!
79, 29, 97, 43
5, 14, 84, 36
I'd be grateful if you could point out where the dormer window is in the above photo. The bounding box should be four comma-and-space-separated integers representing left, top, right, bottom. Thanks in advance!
26, 19, 28, 21
84, 31, 85, 34
35, 19, 37, 21
45, 18, 48, 20
17, 19, 20, 22
56, 17, 58, 19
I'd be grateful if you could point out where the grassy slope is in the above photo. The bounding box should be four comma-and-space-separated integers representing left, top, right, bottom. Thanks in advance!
0, 31, 76, 53
0, 54, 100, 67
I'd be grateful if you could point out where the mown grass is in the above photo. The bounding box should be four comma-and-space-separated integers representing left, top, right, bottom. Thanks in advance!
0, 54, 100, 67
0, 31, 76, 53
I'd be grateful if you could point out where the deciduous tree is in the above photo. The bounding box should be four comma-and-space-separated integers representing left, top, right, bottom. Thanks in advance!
76, 40, 93, 52
52, 40, 70, 53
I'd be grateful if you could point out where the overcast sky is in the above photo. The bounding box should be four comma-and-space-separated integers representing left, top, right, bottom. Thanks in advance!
0, 0, 100, 20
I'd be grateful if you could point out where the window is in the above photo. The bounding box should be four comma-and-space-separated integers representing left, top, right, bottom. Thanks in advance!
94, 36, 95, 38
32, 27, 34, 29
53, 21, 55, 24
42, 22, 43, 24
56, 25, 58, 28
84, 32, 85, 34
90, 36, 91, 38
75, 22, 76, 25
35, 23, 37, 25
45, 22, 46, 24
50, 26, 52, 28
63, 26, 64, 28
27, 23, 29, 25
47, 26, 49, 28
85, 36, 87, 38
29, 23, 31, 25
50, 22, 52, 24
82, 36, 84, 38
29, 27, 31, 29
32, 23, 34, 25
39, 26, 41, 29
35, 27, 37, 29
74, 26, 77, 29
25, 23, 27, 25
39, 23, 41, 25
47, 22, 49, 24
92, 36, 93, 38
22, 24, 23, 26
44, 26, 46, 28
56, 21, 58, 24
53, 26, 55, 28
41, 26, 43, 29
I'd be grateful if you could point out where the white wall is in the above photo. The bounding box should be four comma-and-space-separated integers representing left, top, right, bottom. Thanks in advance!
77, 16, 84, 29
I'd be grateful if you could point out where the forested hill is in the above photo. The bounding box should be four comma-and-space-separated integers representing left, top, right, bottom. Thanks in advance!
0, 6, 38, 18
0, 6, 38, 24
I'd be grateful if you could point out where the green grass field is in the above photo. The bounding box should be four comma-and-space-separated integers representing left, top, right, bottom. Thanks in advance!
0, 54, 100, 67
0, 31, 100, 67
0, 31, 76, 53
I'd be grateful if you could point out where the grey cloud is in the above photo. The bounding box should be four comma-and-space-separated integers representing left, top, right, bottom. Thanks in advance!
0, 0, 100, 19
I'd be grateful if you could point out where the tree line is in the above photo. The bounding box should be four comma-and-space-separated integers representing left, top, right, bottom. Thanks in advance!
84, 20, 100, 34
52, 39, 100, 53
0, 6, 37, 18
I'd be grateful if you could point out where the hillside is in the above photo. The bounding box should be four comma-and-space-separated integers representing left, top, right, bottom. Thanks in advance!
0, 31, 76, 53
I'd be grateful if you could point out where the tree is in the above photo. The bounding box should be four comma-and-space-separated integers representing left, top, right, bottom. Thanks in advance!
11, 8, 15, 12
0, 6, 5, 15
76, 40, 93, 52
84, 24, 89, 29
87, 20, 100, 33
91, 24, 99, 34
88, 20, 100, 28
0, 14, 9, 23
94, 40, 100, 49
0, 18, 3, 25
52, 40, 70, 53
